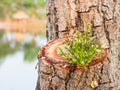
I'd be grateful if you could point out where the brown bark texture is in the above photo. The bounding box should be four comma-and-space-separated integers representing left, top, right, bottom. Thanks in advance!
36, 0, 120, 90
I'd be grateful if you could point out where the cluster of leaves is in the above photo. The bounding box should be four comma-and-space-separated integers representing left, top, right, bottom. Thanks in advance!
59, 23, 103, 66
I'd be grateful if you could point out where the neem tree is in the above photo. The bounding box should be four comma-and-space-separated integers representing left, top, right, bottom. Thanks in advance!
36, 0, 120, 90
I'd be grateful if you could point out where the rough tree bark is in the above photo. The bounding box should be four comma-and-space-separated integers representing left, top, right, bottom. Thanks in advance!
36, 0, 120, 90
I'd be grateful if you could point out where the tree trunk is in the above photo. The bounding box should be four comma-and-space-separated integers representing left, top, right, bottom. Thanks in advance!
36, 0, 120, 90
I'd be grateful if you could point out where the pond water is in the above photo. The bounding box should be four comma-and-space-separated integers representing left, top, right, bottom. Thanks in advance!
0, 31, 47, 90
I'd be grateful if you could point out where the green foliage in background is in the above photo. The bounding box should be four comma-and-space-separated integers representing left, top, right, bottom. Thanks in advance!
0, 38, 40, 62
0, 42, 18, 59
0, 31, 4, 39
23, 40, 40, 62
59, 23, 103, 66
0, 0, 46, 18
0, 31, 20, 59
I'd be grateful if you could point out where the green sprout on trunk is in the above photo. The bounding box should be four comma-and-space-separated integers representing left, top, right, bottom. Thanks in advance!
58, 23, 103, 66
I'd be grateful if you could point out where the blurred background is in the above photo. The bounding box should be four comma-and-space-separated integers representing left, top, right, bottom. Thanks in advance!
0, 0, 46, 90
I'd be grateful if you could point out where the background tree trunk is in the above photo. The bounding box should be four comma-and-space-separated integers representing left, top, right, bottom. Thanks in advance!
36, 0, 120, 90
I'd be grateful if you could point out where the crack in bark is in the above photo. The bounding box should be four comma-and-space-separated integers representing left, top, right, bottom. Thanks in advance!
102, 4, 109, 9
65, 69, 76, 90
40, 71, 52, 75
78, 6, 98, 13
48, 65, 55, 90
47, 0, 59, 41
65, 72, 72, 90
75, 11, 84, 31
76, 71, 84, 89
103, 18, 111, 47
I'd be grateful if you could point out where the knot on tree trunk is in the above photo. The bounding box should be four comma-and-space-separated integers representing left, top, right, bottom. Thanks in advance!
36, 36, 110, 90
39, 36, 108, 72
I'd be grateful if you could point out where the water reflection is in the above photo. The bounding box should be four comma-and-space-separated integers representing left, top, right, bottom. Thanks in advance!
0, 32, 18, 60
0, 30, 46, 61
0, 29, 46, 90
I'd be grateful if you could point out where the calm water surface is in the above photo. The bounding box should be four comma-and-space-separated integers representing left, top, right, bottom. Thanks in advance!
0, 31, 46, 90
